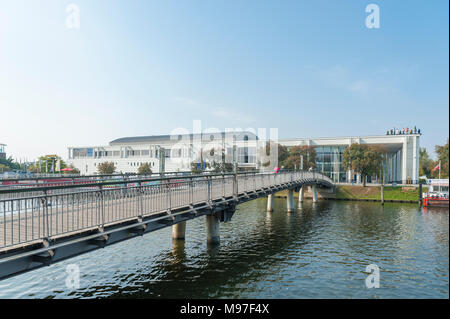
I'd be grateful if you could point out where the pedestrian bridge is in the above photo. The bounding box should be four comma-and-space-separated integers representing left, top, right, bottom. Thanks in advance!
0, 171, 333, 280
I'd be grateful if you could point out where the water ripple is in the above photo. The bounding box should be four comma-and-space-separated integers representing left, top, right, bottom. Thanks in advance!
0, 199, 448, 299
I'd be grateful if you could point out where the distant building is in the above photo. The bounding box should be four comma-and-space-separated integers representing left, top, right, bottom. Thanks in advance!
68, 133, 420, 184
0, 143, 6, 159
68, 132, 258, 175
279, 134, 420, 184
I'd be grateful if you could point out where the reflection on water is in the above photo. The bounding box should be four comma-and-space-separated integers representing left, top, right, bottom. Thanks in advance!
0, 199, 448, 299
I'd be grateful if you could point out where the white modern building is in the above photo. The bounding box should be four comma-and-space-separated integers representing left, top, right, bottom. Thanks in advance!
68, 131, 258, 175
279, 134, 420, 184
68, 133, 420, 184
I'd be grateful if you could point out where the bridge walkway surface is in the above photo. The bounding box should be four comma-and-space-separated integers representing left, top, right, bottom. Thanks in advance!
0, 171, 333, 280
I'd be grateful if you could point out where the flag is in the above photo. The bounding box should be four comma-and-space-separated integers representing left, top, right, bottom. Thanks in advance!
431, 163, 440, 172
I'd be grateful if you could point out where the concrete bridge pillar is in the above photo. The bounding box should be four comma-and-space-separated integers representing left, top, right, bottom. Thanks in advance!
206, 214, 220, 245
312, 185, 319, 203
267, 194, 274, 212
172, 221, 186, 240
287, 189, 294, 213
298, 187, 304, 204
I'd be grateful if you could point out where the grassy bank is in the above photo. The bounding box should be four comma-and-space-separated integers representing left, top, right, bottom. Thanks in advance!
336, 185, 426, 201
276, 185, 427, 202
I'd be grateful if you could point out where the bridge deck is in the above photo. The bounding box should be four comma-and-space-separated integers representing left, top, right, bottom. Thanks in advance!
0, 171, 333, 280
0, 182, 235, 250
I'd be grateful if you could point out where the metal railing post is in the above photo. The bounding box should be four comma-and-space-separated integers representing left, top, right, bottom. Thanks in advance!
189, 177, 193, 206
168, 181, 172, 212
234, 172, 238, 199
138, 182, 143, 217
99, 185, 105, 229
44, 190, 50, 239
222, 174, 225, 197
207, 176, 212, 204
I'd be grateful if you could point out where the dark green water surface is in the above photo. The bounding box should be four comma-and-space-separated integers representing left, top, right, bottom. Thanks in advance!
0, 199, 448, 298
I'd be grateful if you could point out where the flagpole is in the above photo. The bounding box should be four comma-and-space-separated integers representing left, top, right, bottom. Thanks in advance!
439, 160, 441, 193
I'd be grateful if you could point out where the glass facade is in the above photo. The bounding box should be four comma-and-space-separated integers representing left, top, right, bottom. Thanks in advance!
314, 146, 348, 183
238, 147, 256, 164
73, 148, 94, 158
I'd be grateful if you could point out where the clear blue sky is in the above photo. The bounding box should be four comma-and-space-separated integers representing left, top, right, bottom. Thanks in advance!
0, 0, 448, 161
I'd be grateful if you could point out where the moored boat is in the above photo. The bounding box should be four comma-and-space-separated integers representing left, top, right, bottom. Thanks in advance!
423, 179, 449, 208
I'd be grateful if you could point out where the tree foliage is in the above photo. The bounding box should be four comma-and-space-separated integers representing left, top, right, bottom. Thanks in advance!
211, 161, 234, 173
137, 163, 152, 175
419, 139, 449, 179
256, 141, 278, 168
0, 157, 21, 172
277, 144, 289, 165
97, 162, 116, 175
419, 148, 434, 177
342, 144, 386, 186
280, 146, 316, 170
190, 161, 210, 174
67, 164, 80, 175
433, 138, 449, 178
27, 155, 67, 173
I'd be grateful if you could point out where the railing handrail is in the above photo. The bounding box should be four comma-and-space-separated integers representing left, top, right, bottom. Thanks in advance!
0, 170, 332, 195
0, 170, 334, 251
0, 171, 250, 195
0, 171, 199, 182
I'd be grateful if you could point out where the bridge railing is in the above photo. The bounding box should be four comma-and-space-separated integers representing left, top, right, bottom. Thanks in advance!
0, 171, 332, 250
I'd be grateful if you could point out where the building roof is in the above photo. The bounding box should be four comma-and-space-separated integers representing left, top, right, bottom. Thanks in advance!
109, 131, 258, 145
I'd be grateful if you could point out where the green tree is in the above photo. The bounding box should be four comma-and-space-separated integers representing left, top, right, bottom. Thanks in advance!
28, 155, 67, 173
256, 141, 278, 168
67, 164, 80, 175
277, 144, 289, 165
190, 162, 201, 174
190, 161, 210, 174
433, 139, 449, 178
342, 144, 385, 186
281, 146, 316, 170
0, 163, 9, 172
211, 161, 234, 173
97, 162, 116, 175
137, 163, 152, 175
0, 157, 21, 171
419, 148, 434, 177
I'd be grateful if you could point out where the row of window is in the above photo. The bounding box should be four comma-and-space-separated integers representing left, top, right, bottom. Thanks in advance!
73, 146, 258, 160
92, 162, 156, 167
128, 162, 156, 167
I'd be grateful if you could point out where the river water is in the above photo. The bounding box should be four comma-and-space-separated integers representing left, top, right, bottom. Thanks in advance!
0, 199, 448, 299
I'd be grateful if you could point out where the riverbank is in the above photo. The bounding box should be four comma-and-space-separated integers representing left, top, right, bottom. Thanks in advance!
276, 185, 427, 203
